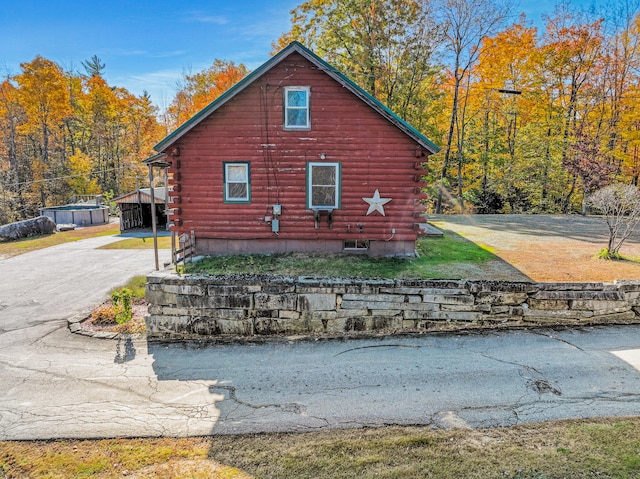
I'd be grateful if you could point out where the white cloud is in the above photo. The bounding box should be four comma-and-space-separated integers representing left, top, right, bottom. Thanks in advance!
183, 11, 229, 25
100, 48, 148, 57
111, 68, 184, 106
152, 50, 188, 59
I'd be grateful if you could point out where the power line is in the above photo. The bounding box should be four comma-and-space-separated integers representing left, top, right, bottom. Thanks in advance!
0, 164, 144, 189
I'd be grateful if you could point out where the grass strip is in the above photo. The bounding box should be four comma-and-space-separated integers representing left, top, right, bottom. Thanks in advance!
1, 418, 639, 478
0, 222, 120, 258
184, 230, 497, 279
111, 275, 147, 300
98, 236, 172, 250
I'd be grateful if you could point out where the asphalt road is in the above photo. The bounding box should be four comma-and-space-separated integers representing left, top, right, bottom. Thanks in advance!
0, 235, 639, 440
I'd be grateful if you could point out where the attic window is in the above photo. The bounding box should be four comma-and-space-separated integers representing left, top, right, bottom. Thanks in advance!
284, 86, 310, 130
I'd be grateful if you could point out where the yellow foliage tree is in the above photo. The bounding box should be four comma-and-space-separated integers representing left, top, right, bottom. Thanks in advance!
67, 149, 99, 195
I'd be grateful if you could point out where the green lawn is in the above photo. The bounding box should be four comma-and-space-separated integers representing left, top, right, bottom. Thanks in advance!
184, 230, 497, 279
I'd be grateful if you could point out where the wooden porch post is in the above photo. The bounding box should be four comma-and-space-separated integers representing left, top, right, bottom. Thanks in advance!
148, 164, 159, 271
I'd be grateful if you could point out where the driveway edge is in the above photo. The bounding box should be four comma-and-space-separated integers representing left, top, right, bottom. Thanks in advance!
67, 312, 119, 340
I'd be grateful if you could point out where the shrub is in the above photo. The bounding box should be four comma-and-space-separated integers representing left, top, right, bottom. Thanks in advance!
111, 288, 133, 324
465, 187, 504, 214
596, 248, 624, 261
92, 304, 117, 324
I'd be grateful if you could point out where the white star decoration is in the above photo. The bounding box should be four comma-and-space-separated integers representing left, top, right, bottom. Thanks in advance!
362, 189, 392, 216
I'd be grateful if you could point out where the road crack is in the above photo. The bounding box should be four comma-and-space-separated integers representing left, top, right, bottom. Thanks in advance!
334, 344, 421, 357
530, 330, 585, 351
210, 385, 304, 413
478, 351, 563, 397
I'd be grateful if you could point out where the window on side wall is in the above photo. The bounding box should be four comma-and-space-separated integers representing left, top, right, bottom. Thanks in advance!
344, 240, 369, 250
284, 86, 310, 130
307, 162, 340, 209
224, 162, 250, 203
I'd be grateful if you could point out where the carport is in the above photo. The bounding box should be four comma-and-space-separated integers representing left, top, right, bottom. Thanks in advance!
114, 188, 167, 232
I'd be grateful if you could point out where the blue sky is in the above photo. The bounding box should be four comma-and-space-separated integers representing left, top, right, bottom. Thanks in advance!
1, 0, 299, 107
1, 0, 597, 109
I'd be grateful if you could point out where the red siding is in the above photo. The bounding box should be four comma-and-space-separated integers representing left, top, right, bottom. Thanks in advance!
165, 52, 430, 249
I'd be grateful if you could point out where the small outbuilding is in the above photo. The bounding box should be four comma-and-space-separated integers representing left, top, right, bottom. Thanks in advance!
114, 188, 167, 232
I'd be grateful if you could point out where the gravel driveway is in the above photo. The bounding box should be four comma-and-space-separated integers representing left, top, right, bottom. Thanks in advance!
430, 214, 640, 282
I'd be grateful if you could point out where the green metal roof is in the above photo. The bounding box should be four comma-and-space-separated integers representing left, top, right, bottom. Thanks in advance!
154, 41, 440, 154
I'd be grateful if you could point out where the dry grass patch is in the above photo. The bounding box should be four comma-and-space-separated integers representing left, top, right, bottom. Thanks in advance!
98, 236, 172, 250
0, 222, 120, 258
209, 419, 640, 478
0, 438, 249, 479
3, 418, 639, 478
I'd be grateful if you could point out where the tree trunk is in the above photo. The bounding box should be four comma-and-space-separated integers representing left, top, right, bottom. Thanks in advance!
435, 72, 461, 214
562, 176, 577, 213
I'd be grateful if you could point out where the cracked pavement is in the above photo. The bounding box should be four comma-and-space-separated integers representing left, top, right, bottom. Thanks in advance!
148, 328, 640, 434
1, 236, 640, 440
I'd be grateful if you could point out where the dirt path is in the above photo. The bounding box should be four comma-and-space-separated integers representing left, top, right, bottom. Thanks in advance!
430, 214, 640, 283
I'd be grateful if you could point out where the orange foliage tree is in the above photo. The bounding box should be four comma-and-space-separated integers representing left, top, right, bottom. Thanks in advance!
0, 56, 162, 221
165, 60, 248, 130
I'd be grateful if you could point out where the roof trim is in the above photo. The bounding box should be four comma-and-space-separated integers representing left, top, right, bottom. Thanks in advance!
113, 187, 167, 203
154, 41, 439, 154
142, 153, 169, 167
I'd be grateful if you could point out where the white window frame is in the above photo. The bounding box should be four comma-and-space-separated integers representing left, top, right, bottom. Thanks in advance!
284, 86, 311, 130
224, 162, 250, 203
344, 240, 370, 250
307, 162, 340, 209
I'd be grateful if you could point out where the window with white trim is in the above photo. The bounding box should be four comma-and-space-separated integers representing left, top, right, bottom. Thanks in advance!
284, 86, 310, 129
307, 162, 340, 209
344, 240, 369, 250
224, 162, 250, 203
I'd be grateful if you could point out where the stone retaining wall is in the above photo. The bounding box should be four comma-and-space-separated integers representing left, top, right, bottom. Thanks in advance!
145, 271, 640, 338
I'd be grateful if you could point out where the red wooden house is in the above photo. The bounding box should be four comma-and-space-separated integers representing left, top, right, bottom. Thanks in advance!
153, 42, 439, 257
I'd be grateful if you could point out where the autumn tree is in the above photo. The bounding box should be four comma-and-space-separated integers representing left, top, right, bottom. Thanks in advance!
455, 19, 539, 213
166, 60, 248, 129
454, 4, 640, 215
433, 0, 512, 213
604, 11, 640, 185
14, 56, 72, 208
541, 9, 606, 211
564, 127, 617, 214
0, 78, 27, 222
0, 56, 162, 223
276, 0, 442, 128
67, 149, 99, 195
70, 61, 161, 196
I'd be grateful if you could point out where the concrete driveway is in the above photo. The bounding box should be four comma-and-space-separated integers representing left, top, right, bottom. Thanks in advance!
1, 231, 639, 440
0, 236, 179, 439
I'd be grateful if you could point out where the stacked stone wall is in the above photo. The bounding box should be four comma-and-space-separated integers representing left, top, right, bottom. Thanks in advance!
145, 272, 640, 338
